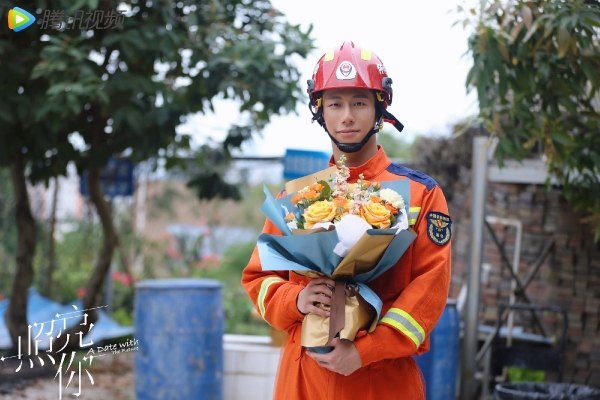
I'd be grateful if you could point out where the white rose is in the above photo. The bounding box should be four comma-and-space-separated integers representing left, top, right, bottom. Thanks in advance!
379, 188, 405, 210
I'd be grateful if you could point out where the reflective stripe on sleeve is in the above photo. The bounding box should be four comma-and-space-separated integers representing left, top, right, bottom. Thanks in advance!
408, 207, 421, 226
258, 276, 285, 319
380, 308, 426, 349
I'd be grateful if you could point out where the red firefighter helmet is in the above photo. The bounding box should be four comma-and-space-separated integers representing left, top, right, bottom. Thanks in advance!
307, 41, 403, 153
307, 40, 394, 108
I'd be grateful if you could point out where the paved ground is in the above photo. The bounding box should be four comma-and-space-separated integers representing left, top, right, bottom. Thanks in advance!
0, 352, 135, 400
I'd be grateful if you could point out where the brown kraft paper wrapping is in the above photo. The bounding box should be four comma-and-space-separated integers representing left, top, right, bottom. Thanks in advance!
300, 288, 377, 347
294, 232, 396, 347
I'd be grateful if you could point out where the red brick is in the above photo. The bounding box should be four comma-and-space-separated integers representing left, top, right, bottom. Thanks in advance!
578, 338, 595, 354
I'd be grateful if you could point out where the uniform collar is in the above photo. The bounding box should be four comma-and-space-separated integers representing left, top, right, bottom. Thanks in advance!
329, 146, 392, 182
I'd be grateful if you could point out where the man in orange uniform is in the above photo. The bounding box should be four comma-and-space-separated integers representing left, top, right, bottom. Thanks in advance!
242, 41, 452, 400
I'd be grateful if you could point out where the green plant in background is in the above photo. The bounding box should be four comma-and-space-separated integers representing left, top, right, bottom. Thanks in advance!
460, 0, 600, 241
191, 240, 269, 335
507, 366, 546, 383
0, 168, 17, 299
1, 0, 315, 351
377, 130, 417, 161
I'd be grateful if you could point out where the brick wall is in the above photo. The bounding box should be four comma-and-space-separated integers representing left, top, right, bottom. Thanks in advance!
410, 131, 600, 388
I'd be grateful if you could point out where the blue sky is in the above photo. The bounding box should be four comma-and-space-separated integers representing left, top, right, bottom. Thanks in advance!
179, 1, 480, 157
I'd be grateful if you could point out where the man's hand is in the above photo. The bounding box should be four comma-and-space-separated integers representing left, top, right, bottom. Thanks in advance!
296, 277, 336, 317
305, 338, 363, 376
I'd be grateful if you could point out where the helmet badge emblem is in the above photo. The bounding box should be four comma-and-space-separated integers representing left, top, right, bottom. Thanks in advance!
377, 63, 386, 74
336, 61, 356, 80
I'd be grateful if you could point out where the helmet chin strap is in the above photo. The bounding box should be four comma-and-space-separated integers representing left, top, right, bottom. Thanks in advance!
327, 125, 379, 154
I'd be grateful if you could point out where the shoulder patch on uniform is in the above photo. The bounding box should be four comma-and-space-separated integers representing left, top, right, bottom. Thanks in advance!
426, 211, 452, 246
386, 163, 438, 191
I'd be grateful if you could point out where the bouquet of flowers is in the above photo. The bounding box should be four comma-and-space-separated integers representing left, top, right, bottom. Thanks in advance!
257, 156, 416, 351
284, 156, 408, 256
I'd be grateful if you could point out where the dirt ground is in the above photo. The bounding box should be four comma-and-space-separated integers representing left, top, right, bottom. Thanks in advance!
0, 351, 135, 400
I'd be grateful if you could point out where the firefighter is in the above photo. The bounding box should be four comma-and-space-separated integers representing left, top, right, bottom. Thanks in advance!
242, 40, 452, 400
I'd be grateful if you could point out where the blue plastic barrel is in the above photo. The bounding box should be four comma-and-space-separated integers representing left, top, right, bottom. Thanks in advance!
134, 278, 224, 400
413, 299, 460, 400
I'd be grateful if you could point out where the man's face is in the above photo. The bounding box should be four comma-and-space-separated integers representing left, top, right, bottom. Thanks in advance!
322, 88, 377, 146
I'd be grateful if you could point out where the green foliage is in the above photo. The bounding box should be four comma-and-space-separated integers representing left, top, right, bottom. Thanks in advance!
0, 0, 314, 198
0, 169, 17, 298
377, 130, 417, 160
507, 366, 546, 382
50, 219, 101, 304
149, 185, 182, 220
461, 0, 600, 241
224, 180, 285, 231
191, 240, 269, 335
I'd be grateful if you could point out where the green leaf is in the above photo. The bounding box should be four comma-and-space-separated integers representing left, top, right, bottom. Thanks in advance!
557, 26, 570, 58
68, 0, 89, 12
583, 14, 600, 28
101, 34, 122, 47
580, 59, 599, 88
550, 128, 573, 146
318, 180, 331, 199
0, 101, 14, 124
522, 19, 540, 42
47, 83, 68, 96
590, 150, 600, 170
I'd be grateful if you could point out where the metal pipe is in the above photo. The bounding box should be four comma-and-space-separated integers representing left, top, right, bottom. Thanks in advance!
460, 136, 489, 400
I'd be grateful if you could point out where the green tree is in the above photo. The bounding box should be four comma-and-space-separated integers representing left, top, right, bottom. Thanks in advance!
0, 169, 17, 300
377, 130, 416, 160
1, 0, 314, 352
192, 240, 268, 335
461, 0, 600, 240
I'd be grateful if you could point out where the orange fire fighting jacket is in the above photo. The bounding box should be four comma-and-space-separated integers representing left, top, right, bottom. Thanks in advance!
241, 147, 452, 400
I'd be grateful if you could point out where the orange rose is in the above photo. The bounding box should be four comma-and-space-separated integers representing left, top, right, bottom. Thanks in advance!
370, 194, 383, 203
360, 200, 392, 229
303, 200, 336, 229
333, 196, 350, 217
384, 203, 398, 214
302, 190, 319, 200
291, 194, 302, 205
284, 212, 296, 222
309, 183, 324, 192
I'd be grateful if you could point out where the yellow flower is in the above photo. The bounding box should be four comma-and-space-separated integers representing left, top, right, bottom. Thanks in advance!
360, 200, 392, 229
303, 200, 336, 229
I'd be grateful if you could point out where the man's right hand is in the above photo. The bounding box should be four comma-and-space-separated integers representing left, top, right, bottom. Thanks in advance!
296, 277, 336, 317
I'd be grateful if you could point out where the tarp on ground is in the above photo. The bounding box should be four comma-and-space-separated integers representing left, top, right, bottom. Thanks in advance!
0, 288, 134, 350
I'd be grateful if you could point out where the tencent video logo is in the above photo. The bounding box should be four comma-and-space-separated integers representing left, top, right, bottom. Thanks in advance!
8, 7, 35, 32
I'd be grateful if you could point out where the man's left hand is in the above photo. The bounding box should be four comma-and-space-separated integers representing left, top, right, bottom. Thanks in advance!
305, 338, 363, 376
